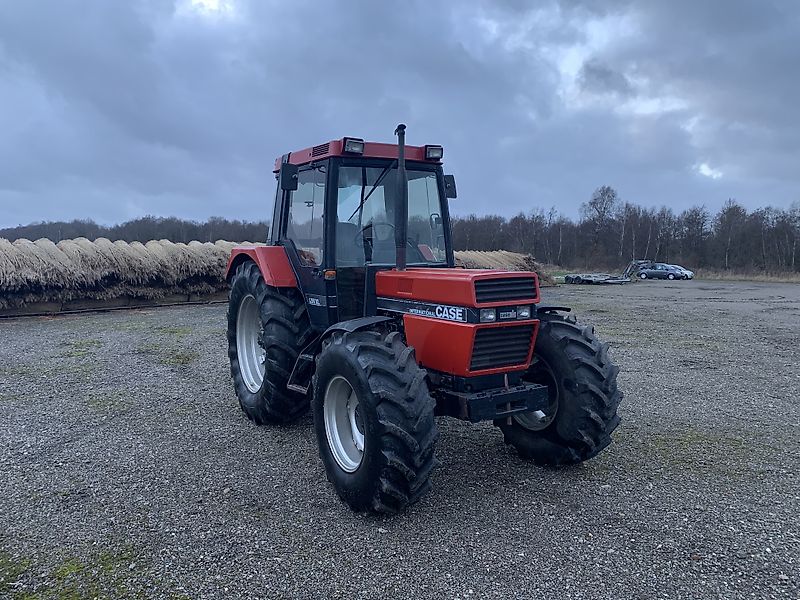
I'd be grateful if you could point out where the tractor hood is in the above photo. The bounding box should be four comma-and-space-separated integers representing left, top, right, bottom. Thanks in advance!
375, 268, 540, 308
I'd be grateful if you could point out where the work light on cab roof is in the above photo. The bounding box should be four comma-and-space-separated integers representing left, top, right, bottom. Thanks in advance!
225, 124, 623, 515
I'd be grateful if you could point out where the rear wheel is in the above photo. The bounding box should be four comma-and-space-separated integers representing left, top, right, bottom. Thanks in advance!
639, 272, 647, 279
312, 329, 438, 513
227, 261, 313, 424
668, 273, 675, 280
496, 313, 622, 465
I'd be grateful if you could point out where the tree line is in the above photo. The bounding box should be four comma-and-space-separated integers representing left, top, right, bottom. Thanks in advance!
3, 187, 799, 272
0, 216, 270, 245
452, 187, 800, 273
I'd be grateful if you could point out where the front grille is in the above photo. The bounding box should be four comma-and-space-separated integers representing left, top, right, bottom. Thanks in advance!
311, 143, 330, 157
474, 277, 536, 303
470, 325, 534, 371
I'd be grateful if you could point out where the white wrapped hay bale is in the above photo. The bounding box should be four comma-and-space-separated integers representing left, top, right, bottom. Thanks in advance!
115, 240, 162, 285
144, 240, 184, 285
188, 240, 230, 278
0, 238, 27, 291
56, 238, 108, 288
12, 239, 75, 290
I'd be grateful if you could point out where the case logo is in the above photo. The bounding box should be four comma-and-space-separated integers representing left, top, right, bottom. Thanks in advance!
434, 305, 465, 322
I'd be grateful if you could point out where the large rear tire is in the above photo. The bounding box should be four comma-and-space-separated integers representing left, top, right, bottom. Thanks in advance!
312, 329, 438, 513
227, 261, 313, 424
496, 313, 622, 465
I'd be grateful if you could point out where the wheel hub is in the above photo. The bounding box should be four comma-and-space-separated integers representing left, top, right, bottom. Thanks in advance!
236, 294, 266, 394
324, 376, 365, 472
514, 356, 559, 431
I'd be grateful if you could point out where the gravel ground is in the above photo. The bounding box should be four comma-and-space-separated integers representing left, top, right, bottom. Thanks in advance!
1, 280, 798, 599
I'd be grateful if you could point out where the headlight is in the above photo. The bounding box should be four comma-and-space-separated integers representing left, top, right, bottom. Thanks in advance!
517, 305, 531, 319
479, 308, 496, 323
343, 137, 364, 154
424, 145, 444, 160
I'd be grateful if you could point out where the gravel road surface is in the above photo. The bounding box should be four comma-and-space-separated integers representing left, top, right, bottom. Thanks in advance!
1, 280, 798, 599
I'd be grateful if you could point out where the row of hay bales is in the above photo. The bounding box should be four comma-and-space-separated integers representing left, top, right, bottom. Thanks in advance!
0, 238, 243, 313
0, 238, 552, 314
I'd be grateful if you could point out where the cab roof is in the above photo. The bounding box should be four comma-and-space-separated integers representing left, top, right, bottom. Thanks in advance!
273, 138, 442, 172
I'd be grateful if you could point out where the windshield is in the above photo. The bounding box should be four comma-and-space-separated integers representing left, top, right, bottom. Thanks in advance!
336, 165, 446, 266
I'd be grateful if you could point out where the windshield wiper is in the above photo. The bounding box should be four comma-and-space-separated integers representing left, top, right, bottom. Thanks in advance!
347, 160, 397, 222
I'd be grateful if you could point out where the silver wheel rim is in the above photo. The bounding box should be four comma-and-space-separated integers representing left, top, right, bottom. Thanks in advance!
640, 273, 647, 279
515, 356, 559, 431
236, 294, 265, 394
324, 376, 365, 473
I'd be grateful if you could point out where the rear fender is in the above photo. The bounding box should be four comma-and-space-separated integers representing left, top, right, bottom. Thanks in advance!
225, 246, 297, 288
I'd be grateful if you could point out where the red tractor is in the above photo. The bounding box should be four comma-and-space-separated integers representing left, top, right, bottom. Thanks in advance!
225, 125, 622, 513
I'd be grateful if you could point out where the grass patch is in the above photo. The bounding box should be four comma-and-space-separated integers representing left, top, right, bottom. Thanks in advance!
155, 326, 192, 338
135, 343, 198, 367
2, 546, 152, 599
85, 389, 128, 413
61, 339, 102, 358
134, 342, 159, 356
616, 424, 768, 479
648, 428, 749, 476
674, 337, 723, 352
159, 350, 199, 366
1, 551, 31, 596
117, 321, 150, 333
53, 557, 83, 581
54, 360, 98, 385
0, 365, 34, 377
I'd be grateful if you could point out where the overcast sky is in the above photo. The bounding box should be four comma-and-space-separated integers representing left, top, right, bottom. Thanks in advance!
1, 0, 798, 228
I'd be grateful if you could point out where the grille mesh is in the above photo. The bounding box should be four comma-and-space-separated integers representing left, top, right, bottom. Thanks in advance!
474, 278, 536, 303
470, 325, 534, 371
311, 143, 330, 157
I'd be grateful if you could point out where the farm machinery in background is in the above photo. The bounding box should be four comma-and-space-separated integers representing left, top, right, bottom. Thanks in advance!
224, 125, 622, 513
564, 260, 694, 284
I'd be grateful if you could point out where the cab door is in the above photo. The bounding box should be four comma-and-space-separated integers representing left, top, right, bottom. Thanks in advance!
280, 163, 333, 330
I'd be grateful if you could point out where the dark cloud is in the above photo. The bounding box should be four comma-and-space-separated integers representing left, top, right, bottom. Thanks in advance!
0, 0, 798, 228
578, 59, 633, 97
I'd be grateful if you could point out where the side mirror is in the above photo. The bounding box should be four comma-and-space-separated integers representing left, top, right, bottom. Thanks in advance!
443, 174, 457, 199
280, 163, 299, 191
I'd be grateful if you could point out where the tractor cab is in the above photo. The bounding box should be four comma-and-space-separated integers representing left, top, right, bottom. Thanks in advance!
268, 133, 457, 326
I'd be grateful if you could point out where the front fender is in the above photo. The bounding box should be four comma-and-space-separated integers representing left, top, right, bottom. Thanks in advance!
285, 316, 395, 395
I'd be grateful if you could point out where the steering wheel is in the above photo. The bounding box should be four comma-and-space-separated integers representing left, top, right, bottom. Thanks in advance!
354, 222, 395, 247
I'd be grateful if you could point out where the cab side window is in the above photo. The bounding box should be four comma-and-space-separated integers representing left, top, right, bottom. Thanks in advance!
286, 166, 325, 266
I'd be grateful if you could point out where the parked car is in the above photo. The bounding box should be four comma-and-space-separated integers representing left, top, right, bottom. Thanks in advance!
637, 263, 685, 280
669, 264, 694, 279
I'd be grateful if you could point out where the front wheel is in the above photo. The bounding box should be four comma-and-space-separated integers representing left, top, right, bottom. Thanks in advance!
668, 273, 675, 280
312, 329, 438, 513
495, 313, 622, 465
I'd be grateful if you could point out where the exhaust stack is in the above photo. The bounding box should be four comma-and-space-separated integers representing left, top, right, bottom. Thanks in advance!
394, 123, 408, 272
